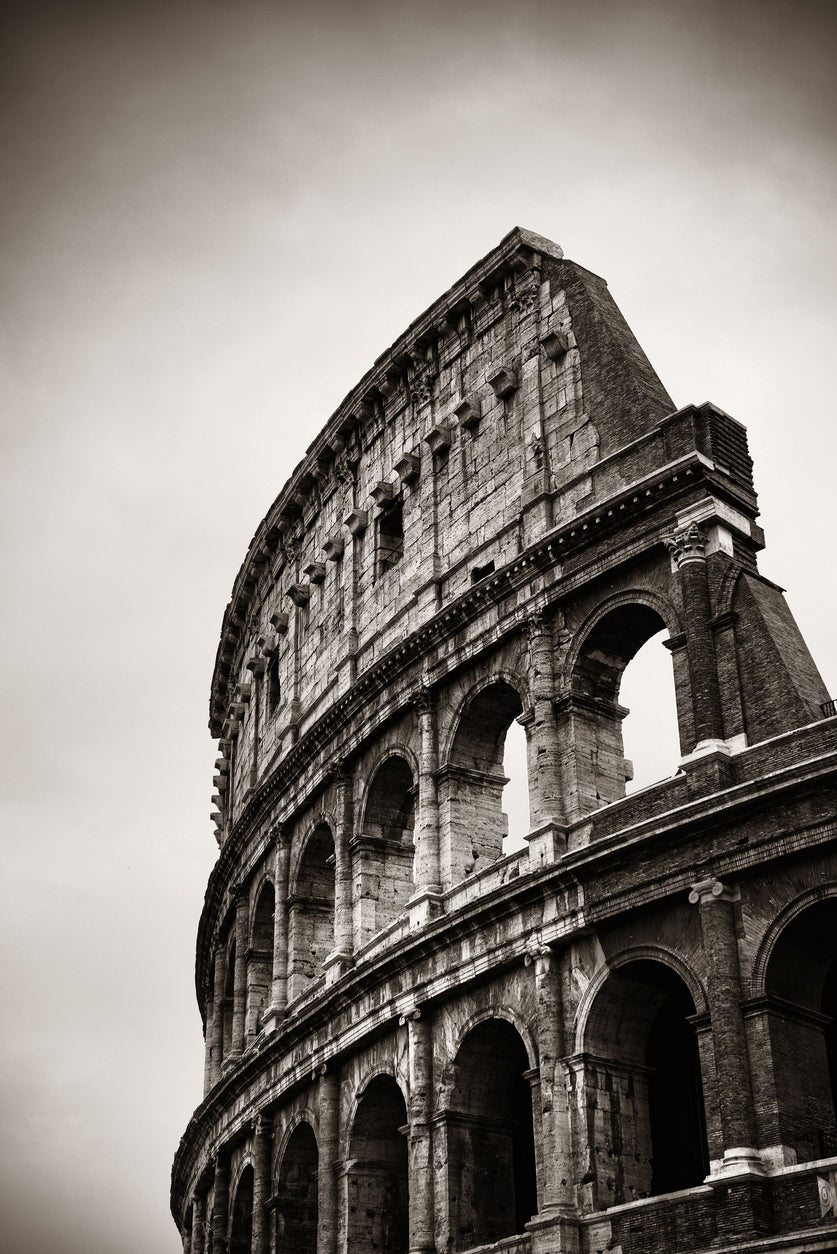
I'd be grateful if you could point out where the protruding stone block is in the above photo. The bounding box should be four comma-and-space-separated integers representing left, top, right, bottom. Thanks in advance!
424, 422, 452, 456
540, 329, 569, 361
370, 481, 394, 507
488, 366, 518, 399
323, 532, 344, 561
286, 583, 311, 606
344, 508, 368, 536
454, 396, 482, 430
395, 451, 420, 484
269, 610, 289, 634
302, 561, 326, 584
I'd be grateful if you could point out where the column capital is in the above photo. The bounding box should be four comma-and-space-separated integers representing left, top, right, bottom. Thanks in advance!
268, 820, 292, 849
399, 1007, 423, 1025
664, 521, 707, 567
523, 931, 553, 967
410, 685, 435, 716
325, 756, 351, 785
689, 876, 738, 905
522, 608, 551, 641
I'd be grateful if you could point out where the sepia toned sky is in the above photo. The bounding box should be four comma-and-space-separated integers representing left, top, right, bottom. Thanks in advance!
1, 1, 836, 1250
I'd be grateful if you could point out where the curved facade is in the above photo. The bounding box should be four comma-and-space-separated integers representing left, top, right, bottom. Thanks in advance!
172, 229, 837, 1254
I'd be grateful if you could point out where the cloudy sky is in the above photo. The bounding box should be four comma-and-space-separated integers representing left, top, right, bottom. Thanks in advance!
1, 1, 836, 1250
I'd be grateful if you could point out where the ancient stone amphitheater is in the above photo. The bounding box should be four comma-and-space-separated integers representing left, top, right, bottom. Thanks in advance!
172, 229, 837, 1254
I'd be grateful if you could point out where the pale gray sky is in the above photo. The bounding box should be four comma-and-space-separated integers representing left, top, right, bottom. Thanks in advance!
1, 2, 836, 1250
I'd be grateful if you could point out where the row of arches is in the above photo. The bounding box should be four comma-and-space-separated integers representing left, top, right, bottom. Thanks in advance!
196, 893, 837, 1252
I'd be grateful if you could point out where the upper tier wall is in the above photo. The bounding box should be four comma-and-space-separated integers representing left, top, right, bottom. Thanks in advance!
210, 229, 680, 840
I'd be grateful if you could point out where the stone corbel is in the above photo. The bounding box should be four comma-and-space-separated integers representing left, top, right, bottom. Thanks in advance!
323, 532, 344, 562
228, 702, 246, 718
454, 396, 482, 431
394, 451, 420, 485
214, 757, 229, 773
370, 481, 394, 508
257, 631, 279, 657
302, 561, 326, 585
540, 329, 569, 361
286, 583, 310, 607
488, 366, 518, 399
424, 422, 452, 457
344, 508, 368, 536
213, 775, 227, 791
234, 684, 251, 704
245, 656, 266, 677
269, 610, 289, 635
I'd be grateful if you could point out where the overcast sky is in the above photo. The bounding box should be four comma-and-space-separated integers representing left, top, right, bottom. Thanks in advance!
2, 2, 836, 1251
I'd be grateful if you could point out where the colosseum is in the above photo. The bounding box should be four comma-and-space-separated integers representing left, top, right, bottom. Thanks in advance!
171, 228, 837, 1254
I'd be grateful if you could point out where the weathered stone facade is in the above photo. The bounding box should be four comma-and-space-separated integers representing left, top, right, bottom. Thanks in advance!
172, 228, 837, 1254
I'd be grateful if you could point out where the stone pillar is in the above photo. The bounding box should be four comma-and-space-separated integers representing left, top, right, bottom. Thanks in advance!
191, 1193, 206, 1254
317, 1067, 340, 1254
523, 614, 566, 865
264, 825, 290, 1031
230, 889, 248, 1058
328, 762, 354, 975
690, 877, 763, 1178
525, 938, 574, 1217
404, 1009, 435, 1254
252, 1112, 272, 1254
664, 523, 725, 749
206, 943, 226, 1092
211, 1153, 230, 1254
182, 1225, 192, 1254
411, 689, 443, 916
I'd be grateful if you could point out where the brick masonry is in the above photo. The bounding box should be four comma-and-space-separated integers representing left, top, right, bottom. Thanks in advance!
173, 228, 837, 1254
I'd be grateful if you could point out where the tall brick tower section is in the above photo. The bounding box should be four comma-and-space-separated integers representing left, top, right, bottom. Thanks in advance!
172, 229, 837, 1254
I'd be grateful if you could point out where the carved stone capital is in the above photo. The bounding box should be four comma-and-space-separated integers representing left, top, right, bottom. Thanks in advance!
664, 521, 707, 567
688, 876, 737, 905
524, 931, 552, 966
410, 686, 435, 716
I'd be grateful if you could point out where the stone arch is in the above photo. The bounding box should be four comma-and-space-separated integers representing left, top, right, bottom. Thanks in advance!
346, 1072, 409, 1254
574, 945, 708, 1050
440, 669, 530, 764
562, 590, 683, 813
287, 820, 335, 1001
577, 956, 709, 1205
449, 1004, 538, 1074
715, 563, 744, 619
440, 675, 528, 885
751, 886, 837, 1163
228, 1160, 254, 1254
355, 753, 416, 945
275, 1119, 319, 1254
442, 1015, 538, 1250
750, 883, 837, 998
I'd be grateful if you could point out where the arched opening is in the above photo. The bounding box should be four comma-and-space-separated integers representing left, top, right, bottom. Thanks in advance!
619, 628, 680, 793
763, 898, 837, 1161
502, 718, 530, 855
442, 681, 526, 885
229, 1164, 254, 1254
246, 881, 274, 1039
275, 1122, 318, 1254
347, 1075, 409, 1254
444, 1018, 537, 1249
581, 959, 708, 1206
356, 757, 415, 945
288, 824, 335, 1001
571, 604, 677, 812
222, 937, 236, 1059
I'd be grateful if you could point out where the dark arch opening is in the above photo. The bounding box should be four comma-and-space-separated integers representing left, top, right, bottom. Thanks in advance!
348, 1075, 409, 1254
276, 1122, 318, 1254
357, 757, 415, 943
572, 604, 677, 811
288, 824, 335, 1001
583, 959, 708, 1204
229, 1164, 254, 1254
444, 681, 526, 882
764, 898, 837, 1160
446, 1018, 537, 1249
246, 881, 274, 1039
